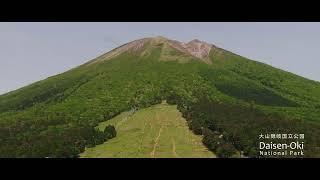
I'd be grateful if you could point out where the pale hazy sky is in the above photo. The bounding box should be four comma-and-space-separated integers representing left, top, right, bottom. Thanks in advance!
1, 22, 320, 95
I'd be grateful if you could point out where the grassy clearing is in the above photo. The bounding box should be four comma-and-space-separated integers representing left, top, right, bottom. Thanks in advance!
80, 102, 215, 158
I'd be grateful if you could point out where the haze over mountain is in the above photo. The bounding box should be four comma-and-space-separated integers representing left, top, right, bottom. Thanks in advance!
2, 22, 320, 96
0, 36, 319, 158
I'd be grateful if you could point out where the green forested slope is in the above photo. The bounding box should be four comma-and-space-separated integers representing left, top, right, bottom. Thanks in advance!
0, 38, 319, 157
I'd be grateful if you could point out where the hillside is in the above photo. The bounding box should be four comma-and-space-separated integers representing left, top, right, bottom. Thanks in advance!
0, 36, 319, 158
81, 102, 215, 158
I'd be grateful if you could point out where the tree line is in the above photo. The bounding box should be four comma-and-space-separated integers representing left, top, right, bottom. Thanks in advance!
0, 116, 116, 158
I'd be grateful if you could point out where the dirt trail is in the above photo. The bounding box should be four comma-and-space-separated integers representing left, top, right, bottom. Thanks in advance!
150, 114, 163, 158
172, 138, 178, 157
150, 125, 163, 158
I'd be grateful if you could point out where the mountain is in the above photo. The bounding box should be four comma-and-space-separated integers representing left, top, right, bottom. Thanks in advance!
0, 36, 319, 158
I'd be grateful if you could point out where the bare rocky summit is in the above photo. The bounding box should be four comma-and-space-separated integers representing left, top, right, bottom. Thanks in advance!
90, 36, 218, 64
183, 39, 213, 59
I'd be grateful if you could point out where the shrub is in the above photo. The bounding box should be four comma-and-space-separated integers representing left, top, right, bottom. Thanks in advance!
215, 142, 237, 158
104, 125, 117, 139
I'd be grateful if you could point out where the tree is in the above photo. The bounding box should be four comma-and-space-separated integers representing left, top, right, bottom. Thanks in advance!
202, 128, 220, 151
216, 142, 237, 158
188, 120, 202, 135
104, 125, 117, 139
250, 100, 255, 111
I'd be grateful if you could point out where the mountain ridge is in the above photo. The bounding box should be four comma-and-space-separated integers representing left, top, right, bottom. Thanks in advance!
87, 36, 221, 65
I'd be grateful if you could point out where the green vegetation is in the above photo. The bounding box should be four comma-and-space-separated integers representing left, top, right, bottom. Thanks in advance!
170, 97, 320, 157
103, 125, 117, 139
199, 68, 298, 106
0, 38, 319, 157
0, 120, 116, 157
81, 102, 215, 158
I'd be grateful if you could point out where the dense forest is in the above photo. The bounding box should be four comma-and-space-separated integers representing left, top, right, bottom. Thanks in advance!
168, 95, 320, 157
0, 118, 117, 157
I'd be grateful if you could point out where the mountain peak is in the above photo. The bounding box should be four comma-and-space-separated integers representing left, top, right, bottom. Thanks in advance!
149, 36, 169, 44
91, 36, 216, 65
153, 35, 168, 40
183, 39, 213, 61
187, 38, 212, 46
151, 37, 214, 62
189, 39, 202, 43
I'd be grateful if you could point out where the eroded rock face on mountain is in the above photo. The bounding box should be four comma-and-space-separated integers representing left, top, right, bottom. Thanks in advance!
164, 38, 214, 64
183, 39, 213, 59
90, 36, 217, 64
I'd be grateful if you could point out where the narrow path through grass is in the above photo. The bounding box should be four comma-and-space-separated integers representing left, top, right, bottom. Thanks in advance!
80, 102, 215, 158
